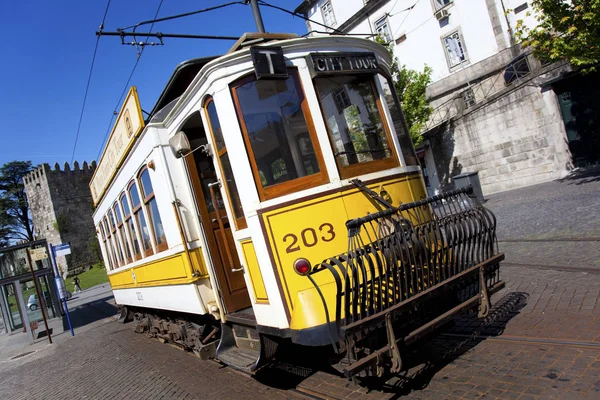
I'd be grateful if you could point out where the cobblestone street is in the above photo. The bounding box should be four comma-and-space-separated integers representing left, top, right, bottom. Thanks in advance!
1, 168, 599, 399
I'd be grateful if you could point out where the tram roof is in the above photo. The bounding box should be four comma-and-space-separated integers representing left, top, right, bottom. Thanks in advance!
148, 56, 218, 122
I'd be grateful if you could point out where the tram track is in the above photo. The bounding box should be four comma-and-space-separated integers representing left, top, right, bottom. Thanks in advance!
502, 262, 600, 274
440, 332, 600, 349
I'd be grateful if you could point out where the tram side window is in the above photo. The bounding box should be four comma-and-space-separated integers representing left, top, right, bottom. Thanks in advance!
231, 70, 328, 200
205, 98, 246, 229
121, 192, 141, 261
129, 181, 154, 257
138, 168, 168, 252
114, 202, 132, 264
109, 209, 125, 266
99, 222, 113, 270
314, 74, 399, 178
103, 217, 118, 269
376, 75, 419, 166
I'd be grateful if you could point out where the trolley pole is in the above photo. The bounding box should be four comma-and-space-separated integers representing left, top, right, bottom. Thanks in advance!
248, 0, 266, 33
25, 248, 52, 344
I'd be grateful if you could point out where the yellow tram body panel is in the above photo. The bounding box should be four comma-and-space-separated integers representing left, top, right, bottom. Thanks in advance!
260, 171, 427, 330
108, 248, 209, 289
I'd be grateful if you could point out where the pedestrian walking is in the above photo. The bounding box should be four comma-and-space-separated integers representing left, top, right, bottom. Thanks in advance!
73, 275, 82, 293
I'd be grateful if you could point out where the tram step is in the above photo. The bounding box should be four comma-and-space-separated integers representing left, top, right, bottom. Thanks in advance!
217, 321, 261, 373
217, 346, 260, 373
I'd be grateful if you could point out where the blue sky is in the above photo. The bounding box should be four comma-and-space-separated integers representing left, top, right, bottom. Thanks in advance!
0, 0, 307, 168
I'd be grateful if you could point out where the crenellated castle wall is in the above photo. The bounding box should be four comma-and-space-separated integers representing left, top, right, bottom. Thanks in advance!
24, 161, 100, 276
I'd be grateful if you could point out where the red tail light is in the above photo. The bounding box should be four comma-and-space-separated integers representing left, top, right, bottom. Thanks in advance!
293, 258, 311, 276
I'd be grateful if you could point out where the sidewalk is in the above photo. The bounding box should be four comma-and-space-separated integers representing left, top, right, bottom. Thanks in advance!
0, 283, 116, 362
486, 165, 600, 270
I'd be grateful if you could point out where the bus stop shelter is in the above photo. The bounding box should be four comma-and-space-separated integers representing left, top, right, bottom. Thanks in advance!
0, 240, 60, 342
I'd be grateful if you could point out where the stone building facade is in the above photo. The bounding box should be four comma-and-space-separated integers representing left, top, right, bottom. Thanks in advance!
295, 0, 594, 196
23, 161, 100, 276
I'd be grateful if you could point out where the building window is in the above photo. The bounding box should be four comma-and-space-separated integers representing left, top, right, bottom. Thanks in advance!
462, 87, 476, 108
205, 97, 247, 229
230, 69, 328, 200
321, 1, 336, 28
333, 88, 351, 114
443, 30, 468, 69
514, 3, 528, 14
314, 74, 399, 179
374, 15, 392, 43
128, 181, 153, 257
432, 0, 452, 11
504, 54, 530, 84
138, 168, 168, 252
120, 192, 141, 261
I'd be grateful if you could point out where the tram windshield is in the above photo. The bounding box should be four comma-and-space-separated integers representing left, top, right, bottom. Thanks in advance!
232, 70, 327, 200
315, 74, 392, 167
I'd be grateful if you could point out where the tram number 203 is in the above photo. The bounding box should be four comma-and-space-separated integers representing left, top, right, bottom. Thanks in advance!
283, 223, 336, 253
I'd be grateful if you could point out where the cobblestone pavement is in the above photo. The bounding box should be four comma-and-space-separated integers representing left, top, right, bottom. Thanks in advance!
1, 170, 599, 399
0, 318, 308, 400
485, 166, 600, 269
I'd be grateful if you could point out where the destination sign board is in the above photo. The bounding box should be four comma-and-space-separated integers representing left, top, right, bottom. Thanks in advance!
309, 52, 379, 76
90, 87, 145, 205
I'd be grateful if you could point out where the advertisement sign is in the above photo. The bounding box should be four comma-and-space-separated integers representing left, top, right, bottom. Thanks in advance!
90, 87, 145, 205
29, 247, 48, 261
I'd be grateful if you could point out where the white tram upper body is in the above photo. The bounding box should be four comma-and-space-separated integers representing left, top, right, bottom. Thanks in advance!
91, 34, 501, 376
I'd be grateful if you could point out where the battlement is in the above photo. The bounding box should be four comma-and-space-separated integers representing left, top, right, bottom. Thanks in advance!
23, 161, 97, 186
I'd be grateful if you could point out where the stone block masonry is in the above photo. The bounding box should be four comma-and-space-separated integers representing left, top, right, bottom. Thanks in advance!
23, 161, 100, 276
429, 80, 573, 195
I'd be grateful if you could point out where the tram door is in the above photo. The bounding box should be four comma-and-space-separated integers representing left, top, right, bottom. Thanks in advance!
183, 114, 251, 313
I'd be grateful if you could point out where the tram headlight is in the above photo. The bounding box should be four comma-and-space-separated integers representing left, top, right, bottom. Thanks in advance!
293, 258, 312, 276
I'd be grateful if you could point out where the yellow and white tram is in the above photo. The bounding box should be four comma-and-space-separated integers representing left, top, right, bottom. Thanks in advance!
91, 33, 504, 377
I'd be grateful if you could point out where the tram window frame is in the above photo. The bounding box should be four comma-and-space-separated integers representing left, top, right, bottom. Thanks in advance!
128, 180, 154, 258
98, 222, 113, 270
313, 73, 400, 180
109, 208, 125, 266
113, 201, 132, 264
230, 68, 329, 201
203, 96, 247, 230
103, 216, 118, 269
120, 192, 142, 261
138, 167, 168, 253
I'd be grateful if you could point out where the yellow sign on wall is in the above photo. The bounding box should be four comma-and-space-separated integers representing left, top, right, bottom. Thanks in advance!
90, 87, 145, 205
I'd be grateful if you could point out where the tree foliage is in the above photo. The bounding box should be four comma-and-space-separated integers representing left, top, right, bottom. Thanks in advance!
0, 161, 34, 244
515, 0, 600, 69
377, 37, 433, 146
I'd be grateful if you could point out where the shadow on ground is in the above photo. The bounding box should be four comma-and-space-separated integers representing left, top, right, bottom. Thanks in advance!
558, 165, 600, 185
356, 292, 529, 398
253, 292, 529, 397
61, 295, 117, 331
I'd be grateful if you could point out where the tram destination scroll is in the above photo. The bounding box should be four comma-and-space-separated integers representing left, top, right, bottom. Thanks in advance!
309, 52, 379, 76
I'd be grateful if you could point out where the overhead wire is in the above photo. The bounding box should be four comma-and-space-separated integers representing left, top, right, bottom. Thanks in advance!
96, 0, 165, 162
257, 1, 343, 34
70, 0, 112, 164
392, 0, 421, 39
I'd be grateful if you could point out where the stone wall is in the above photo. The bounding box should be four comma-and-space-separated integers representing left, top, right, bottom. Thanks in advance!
427, 79, 573, 195
24, 161, 99, 276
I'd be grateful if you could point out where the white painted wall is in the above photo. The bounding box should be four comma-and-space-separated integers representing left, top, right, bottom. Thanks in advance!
304, 0, 532, 83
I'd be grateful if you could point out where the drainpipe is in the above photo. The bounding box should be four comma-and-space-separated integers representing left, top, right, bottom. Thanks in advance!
499, 0, 518, 54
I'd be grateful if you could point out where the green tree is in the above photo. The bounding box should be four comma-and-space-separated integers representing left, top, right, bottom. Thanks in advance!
376, 37, 433, 146
515, 0, 600, 69
0, 161, 34, 243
